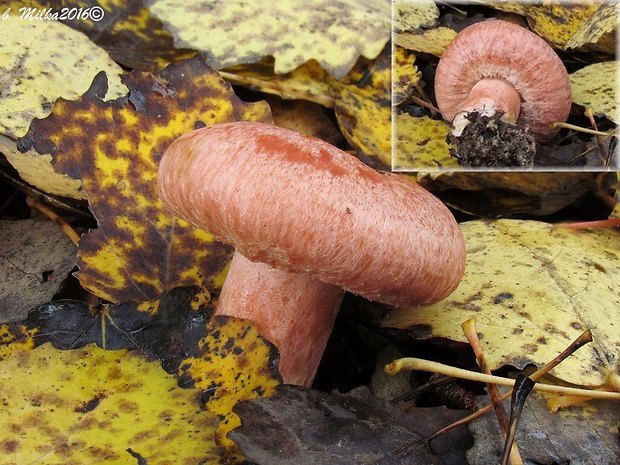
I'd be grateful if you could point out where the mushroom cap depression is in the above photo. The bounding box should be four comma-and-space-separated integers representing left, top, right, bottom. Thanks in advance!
157, 121, 466, 307
435, 20, 572, 140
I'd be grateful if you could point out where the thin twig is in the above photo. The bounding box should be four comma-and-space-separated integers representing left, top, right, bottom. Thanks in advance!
26, 197, 81, 246
385, 358, 619, 399
385, 330, 613, 445
462, 318, 523, 465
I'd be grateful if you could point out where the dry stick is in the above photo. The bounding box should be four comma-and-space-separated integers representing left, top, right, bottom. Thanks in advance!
560, 218, 620, 229
385, 359, 620, 398
551, 121, 617, 137
387, 330, 613, 444
462, 318, 523, 465
26, 197, 81, 246
584, 107, 609, 167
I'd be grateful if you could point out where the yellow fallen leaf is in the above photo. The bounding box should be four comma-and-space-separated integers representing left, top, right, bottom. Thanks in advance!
570, 61, 619, 123
487, 1, 601, 49
178, 315, 281, 458
221, 58, 337, 108
565, 3, 617, 50
380, 219, 620, 388
0, 13, 127, 199
392, 46, 421, 105
393, 0, 440, 32
0, 343, 222, 464
0, 16, 126, 139
394, 26, 457, 57
145, 0, 391, 79
393, 112, 457, 171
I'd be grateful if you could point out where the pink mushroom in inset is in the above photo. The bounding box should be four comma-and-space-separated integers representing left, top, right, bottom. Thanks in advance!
434, 20, 572, 166
157, 121, 466, 386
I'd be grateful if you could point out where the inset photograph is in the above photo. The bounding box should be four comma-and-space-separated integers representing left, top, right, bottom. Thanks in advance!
393, 1, 618, 171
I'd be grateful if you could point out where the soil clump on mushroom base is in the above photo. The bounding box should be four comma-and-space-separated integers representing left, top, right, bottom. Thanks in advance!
448, 111, 537, 168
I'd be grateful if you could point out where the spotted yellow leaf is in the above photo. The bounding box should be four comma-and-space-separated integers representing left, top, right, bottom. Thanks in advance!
0, 12, 126, 139
59, 0, 197, 70
178, 315, 281, 458
334, 47, 392, 169
395, 26, 457, 57
381, 219, 620, 388
0, 343, 222, 463
393, 0, 440, 33
0, 10, 127, 199
19, 55, 272, 303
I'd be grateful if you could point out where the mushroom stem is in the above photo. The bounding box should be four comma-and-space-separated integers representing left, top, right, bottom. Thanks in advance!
451, 78, 522, 136
215, 251, 345, 386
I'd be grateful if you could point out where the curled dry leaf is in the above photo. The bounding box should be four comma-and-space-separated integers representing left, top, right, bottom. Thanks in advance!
380, 219, 620, 389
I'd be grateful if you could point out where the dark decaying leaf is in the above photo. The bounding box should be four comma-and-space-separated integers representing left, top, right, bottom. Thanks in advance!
0, 286, 213, 373
230, 385, 473, 465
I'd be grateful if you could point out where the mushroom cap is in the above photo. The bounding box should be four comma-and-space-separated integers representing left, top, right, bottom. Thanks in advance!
158, 121, 466, 307
435, 20, 572, 140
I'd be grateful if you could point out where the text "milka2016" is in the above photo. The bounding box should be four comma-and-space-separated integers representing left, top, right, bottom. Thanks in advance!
2, 6, 105, 22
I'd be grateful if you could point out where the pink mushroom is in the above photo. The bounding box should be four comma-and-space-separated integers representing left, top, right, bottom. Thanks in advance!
435, 20, 572, 141
157, 121, 466, 386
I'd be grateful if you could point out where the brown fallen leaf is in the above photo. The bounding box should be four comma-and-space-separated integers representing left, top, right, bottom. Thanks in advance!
230, 385, 473, 465
0, 219, 77, 322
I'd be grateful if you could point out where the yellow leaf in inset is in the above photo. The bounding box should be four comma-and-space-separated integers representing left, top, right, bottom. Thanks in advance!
393, 0, 440, 33
565, 3, 617, 50
393, 112, 457, 171
380, 219, 620, 388
488, 1, 600, 49
392, 46, 421, 105
19, 55, 272, 303
395, 26, 457, 57
145, 0, 391, 79
0, 343, 221, 464
570, 61, 619, 123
